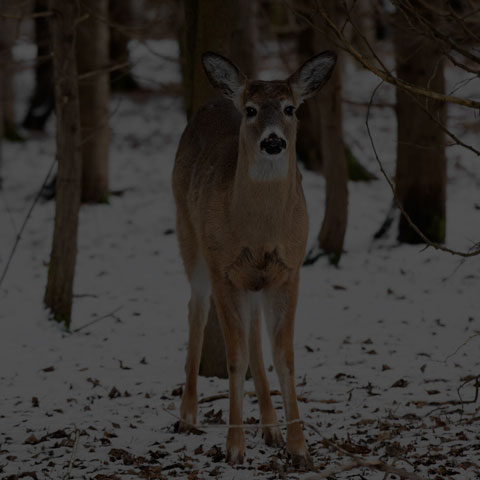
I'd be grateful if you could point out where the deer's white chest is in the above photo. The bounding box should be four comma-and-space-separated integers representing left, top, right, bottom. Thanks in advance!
249, 152, 289, 182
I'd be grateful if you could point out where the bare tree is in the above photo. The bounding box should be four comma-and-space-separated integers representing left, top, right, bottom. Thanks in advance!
306, 0, 348, 265
44, 0, 82, 327
23, 0, 55, 131
109, 0, 139, 91
181, 0, 257, 120
77, 0, 110, 203
0, 0, 18, 140
180, 0, 258, 377
296, 5, 323, 173
394, 3, 446, 243
305, 0, 480, 257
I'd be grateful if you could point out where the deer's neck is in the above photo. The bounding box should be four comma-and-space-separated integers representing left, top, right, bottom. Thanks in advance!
230, 137, 299, 228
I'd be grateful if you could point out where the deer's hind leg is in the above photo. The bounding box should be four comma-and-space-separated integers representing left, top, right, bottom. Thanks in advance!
248, 305, 284, 447
264, 274, 312, 469
177, 214, 211, 431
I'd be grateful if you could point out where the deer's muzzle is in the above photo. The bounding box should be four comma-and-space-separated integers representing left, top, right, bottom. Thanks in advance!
260, 133, 287, 155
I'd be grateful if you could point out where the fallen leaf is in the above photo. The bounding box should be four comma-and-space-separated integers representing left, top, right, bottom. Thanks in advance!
109, 387, 121, 399
391, 378, 408, 388
24, 435, 39, 445
171, 386, 183, 397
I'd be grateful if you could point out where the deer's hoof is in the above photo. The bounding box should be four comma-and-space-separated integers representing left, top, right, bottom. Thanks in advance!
289, 450, 314, 471
226, 446, 244, 465
226, 430, 245, 465
264, 425, 284, 448
177, 419, 193, 433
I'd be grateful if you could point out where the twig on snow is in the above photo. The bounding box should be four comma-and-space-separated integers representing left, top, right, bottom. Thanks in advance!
444, 333, 480, 363
72, 306, 123, 333
63, 428, 80, 480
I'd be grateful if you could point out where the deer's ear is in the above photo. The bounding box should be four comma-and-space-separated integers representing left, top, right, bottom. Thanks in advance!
288, 51, 337, 102
202, 52, 246, 104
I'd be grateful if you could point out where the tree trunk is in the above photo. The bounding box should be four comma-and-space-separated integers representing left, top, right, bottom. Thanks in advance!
230, 0, 257, 78
77, 0, 110, 203
109, 0, 139, 91
44, 0, 82, 328
347, 0, 376, 63
0, 62, 3, 187
394, 6, 446, 244
312, 0, 349, 265
181, 0, 257, 121
180, 0, 258, 377
0, 0, 17, 138
0, 1, 5, 183
22, 0, 55, 131
296, 15, 323, 173
182, 0, 234, 120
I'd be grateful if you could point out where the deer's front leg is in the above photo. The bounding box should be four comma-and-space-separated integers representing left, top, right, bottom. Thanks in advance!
212, 282, 249, 464
265, 273, 312, 469
180, 257, 211, 431
248, 311, 284, 447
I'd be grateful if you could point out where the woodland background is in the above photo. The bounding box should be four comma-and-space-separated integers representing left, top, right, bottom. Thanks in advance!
0, 1, 479, 479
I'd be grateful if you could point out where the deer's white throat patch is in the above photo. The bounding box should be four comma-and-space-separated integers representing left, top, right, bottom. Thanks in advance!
250, 151, 288, 182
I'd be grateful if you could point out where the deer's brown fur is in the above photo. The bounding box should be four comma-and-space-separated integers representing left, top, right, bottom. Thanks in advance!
172, 51, 336, 467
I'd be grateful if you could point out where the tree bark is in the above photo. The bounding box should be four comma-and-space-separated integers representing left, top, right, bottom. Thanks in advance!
22, 0, 55, 131
230, 0, 257, 78
109, 0, 139, 91
77, 0, 110, 203
0, 0, 17, 138
44, 0, 82, 328
314, 0, 349, 264
181, 0, 257, 120
394, 6, 446, 244
296, 16, 323, 173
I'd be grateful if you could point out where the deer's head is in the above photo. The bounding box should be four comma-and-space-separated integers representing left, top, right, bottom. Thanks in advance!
202, 51, 337, 181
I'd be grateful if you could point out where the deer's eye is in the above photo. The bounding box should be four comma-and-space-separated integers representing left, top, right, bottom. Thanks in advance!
246, 106, 257, 118
284, 105, 295, 116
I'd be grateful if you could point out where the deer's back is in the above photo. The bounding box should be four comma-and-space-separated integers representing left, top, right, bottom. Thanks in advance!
173, 97, 240, 201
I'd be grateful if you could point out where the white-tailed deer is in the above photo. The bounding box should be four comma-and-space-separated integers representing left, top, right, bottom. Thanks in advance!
172, 51, 337, 467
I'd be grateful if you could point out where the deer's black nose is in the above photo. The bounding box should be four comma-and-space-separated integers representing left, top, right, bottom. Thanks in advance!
260, 133, 287, 155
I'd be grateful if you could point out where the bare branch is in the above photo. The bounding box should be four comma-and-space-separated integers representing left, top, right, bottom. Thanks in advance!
0, 10, 53, 20
285, 0, 480, 110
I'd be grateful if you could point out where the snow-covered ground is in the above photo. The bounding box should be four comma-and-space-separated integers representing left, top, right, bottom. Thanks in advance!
1, 37, 479, 479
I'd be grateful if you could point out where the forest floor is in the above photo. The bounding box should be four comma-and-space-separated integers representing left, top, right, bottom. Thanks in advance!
1, 38, 479, 480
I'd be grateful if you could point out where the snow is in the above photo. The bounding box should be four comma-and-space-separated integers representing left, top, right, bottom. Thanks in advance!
1, 37, 479, 480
